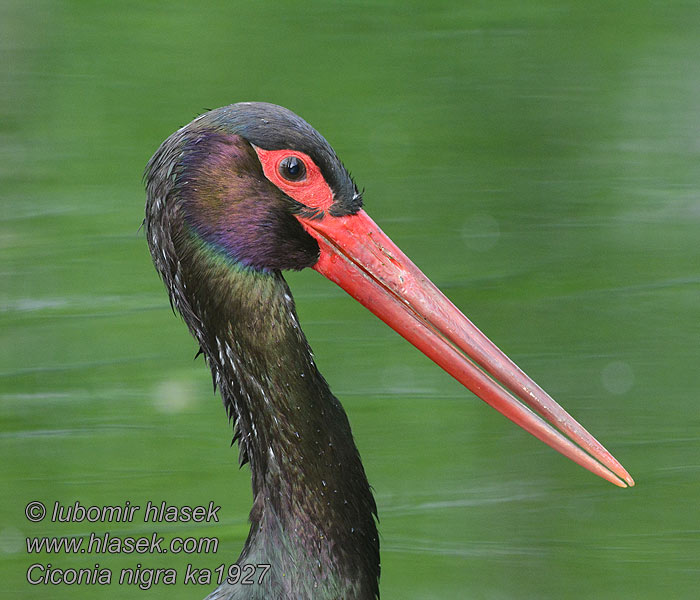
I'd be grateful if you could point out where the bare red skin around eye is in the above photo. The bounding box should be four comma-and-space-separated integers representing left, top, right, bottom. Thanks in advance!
254, 147, 334, 213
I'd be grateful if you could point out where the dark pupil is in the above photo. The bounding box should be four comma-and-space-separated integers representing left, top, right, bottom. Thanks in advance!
279, 156, 306, 181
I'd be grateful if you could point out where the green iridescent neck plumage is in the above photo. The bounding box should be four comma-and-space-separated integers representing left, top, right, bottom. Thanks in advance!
165, 244, 380, 600
184, 220, 272, 275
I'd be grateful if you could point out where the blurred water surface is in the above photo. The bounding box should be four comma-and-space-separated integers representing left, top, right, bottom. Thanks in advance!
2, 1, 699, 598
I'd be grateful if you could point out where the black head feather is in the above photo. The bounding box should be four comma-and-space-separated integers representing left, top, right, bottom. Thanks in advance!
193, 102, 363, 216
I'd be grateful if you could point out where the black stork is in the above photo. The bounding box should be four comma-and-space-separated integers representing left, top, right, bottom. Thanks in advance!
144, 102, 634, 600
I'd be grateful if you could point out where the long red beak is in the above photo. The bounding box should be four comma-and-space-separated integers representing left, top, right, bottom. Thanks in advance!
297, 209, 634, 488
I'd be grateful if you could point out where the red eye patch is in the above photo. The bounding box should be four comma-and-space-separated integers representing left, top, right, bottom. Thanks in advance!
254, 147, 334, 214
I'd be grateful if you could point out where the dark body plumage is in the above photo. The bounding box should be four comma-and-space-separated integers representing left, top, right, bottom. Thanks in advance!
145, 103, 379, 599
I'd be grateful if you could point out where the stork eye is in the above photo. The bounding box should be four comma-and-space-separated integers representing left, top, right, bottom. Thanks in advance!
278, 156, 306, 181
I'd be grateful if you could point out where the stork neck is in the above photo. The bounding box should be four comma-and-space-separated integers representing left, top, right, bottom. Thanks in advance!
189, 267, 379, 599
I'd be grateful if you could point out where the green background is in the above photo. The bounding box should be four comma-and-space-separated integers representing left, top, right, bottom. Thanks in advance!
2, 1, 699, 598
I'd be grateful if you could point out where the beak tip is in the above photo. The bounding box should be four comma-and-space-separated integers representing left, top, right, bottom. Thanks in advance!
616, 465, 635, 488
611, 471, 634, 488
